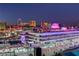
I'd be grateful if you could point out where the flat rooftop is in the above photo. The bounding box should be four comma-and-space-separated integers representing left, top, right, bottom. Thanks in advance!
27, 30, 79, 36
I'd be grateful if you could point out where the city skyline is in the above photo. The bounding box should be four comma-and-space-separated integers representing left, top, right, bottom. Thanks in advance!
0, 3, 79, 26
0, 3, 79, 56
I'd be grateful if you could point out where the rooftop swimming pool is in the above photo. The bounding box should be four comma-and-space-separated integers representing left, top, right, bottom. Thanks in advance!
64, 48, 79, 56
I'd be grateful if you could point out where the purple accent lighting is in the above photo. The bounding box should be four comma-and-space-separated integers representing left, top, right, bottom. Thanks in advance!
20, 35, 26, 44
51, 23, 60, 29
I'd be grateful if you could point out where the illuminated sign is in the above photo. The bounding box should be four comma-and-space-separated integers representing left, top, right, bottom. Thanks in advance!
51, 23, 60, 29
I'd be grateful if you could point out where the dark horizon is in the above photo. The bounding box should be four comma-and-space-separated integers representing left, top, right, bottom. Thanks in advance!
0, 3, 79, 26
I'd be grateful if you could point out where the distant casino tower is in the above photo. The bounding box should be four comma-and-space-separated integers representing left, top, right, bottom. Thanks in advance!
0, 21, 7, 30
41, 21, 49, 28
17, 18, 23, 25
29, 20, 36, 27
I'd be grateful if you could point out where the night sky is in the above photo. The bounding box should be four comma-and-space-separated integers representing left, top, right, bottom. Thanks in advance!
0, 3, 79, 26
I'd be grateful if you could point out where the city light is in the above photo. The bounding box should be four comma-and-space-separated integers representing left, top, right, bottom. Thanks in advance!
0, 18, 78, 56
61, 27, 68, 31
20, 35, 26, 44
51, 23, 60, 29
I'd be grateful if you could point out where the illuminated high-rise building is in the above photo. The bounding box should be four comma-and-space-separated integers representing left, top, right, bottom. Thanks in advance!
41, 21, 49, 28
40, 21, 50, 32
29, 20, 36, 27
0, 22, 7, 30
